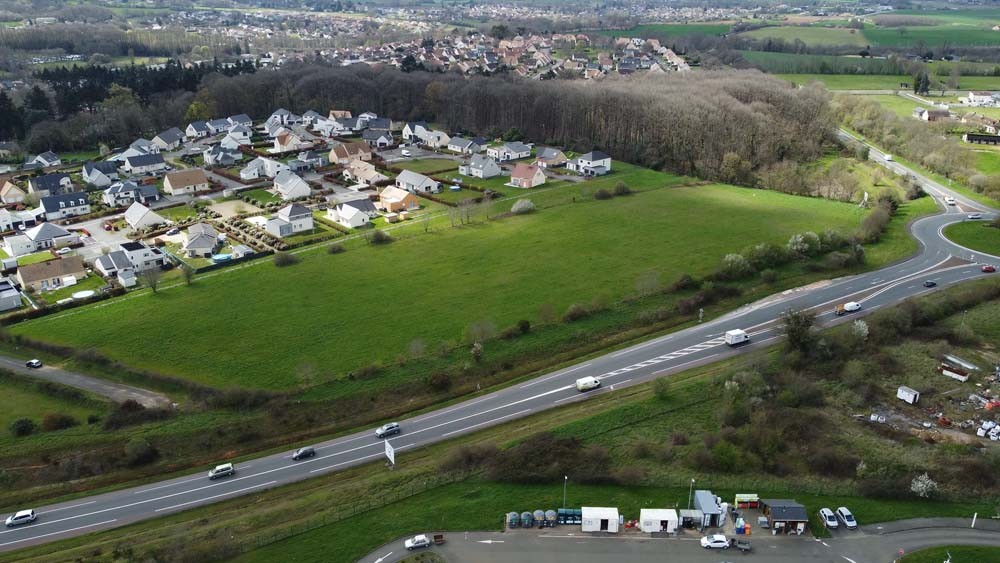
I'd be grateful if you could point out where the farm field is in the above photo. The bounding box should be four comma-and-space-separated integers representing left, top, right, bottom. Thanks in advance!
975, 149, 1000, 176
943, 221, 1000, 256
858, 94, 931, 118
778, 74, 1000, 90
863, 26, 1000, 48
594, 23, 730, 40
12, 174, 867, 391
741, 25, 868, 46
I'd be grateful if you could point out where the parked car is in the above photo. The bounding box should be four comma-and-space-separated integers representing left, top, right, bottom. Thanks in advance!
5, 509, 36, 527
55, 247, 71, 255
401, 149, 412, 157
291, 446, 316, 460
166, 228, 180, 236
923, 280, 937, 288
207, 463, 235, 480
575, 376, 601, 392
25, 359, 42, 369
700, 534, 730, 549
819, 507, 838, 529
968, 213, 983, 220
836, 507, 857, 530
983, 265, 996, 273
404, 534, 431, 550
945, 197, 956, 205
835, 302, 861, 316
375, 422, 400, 439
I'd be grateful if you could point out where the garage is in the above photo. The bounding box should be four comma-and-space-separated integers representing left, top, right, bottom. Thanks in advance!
581, 506, 620, 533
761, 499, 809, 535
639, 508, 678, 534
693, 490, 723, 528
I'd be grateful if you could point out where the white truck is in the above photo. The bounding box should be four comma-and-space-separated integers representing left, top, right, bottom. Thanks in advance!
575, 376, 601, 392
724, 329, 749, 347
883, 154, 893, 161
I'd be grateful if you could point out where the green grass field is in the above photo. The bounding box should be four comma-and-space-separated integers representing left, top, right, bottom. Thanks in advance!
863, 26, 1000, 48
778, 74, 1000, 90
594, 23, 730, 40
900, 546, 1000, 563
396, 158, 459, 174
243, 188, 280, 204
975, 149, 1000, 176
17, 251, 56, 267
742, 25, 869, 46
11, 178, 865, 391
943, 221, 1000, 256
858, 94, 932, 118
0, 377, 102, 432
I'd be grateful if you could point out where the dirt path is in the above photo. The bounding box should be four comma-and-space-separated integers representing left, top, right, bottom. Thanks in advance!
0, 355, 172, 408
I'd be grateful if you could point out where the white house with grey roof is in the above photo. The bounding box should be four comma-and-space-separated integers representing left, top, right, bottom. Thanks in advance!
395, 170, 440, 194
122, 153, 167, 176
2, 222, 78, 257
265, 203, 313, 237
487, 141, 532, 162
459, 154, 502, 179
203, 145, 243, 167
28, 173, 73, 197
102, 181, 160, 207
152, 127, 185, 151
124, 202, 167, 230
82, 161, 120, 187
185, 121, 210, 139
240, 157, 288, 181
273, 171, 311, 200
447, 137, 482, 155
567, 151, 612, 176
207, 118, 232, 135
23, 151, 61, 170
182, 223, 220, 258
39, 192, 91, 221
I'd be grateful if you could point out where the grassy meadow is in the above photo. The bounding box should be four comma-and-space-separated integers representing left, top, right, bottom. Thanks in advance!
943, 221, 1000, 256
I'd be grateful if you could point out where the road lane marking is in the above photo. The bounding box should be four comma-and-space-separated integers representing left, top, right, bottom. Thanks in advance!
0, 519, 117, 548
40, 501, 96, 514
309, 452, 384, 474
155, 481, 277, 513
442, 409, 531, 437
519, 363, 592, 388
133, 476, 205, 495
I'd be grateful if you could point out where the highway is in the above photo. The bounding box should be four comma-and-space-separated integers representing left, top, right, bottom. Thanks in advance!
1, 136, 998, 552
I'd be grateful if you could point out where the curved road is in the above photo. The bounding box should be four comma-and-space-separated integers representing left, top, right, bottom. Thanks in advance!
0, 138, 998, 553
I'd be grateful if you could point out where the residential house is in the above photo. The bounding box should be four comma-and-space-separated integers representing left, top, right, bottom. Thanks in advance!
447, 137, 482, 154
102, 180, 160, 207
185, 121, 210, 139
295, 150, 327, 169
122, 153, 168, 176
220, 133, 248, 150
379, 185, 420, 212
343, 160, 388, 185
302, 110, 324, 126
508, 163, 546, 188
164, 169, 210, 195
264, 203, 314, 237
0, 181, 26, 204
567, 150, 612, 176
152, 127, 185, 151
273, 170, 311, 200
124, 202, 167, 230
27, 173, 72, 197
2, 222, 77, 257
337, 197, 378, 218
129, 138, 160, 155
459, 154, 502, 179
402, 121, 430, 142
94, 248, 134, 278
182, 222, 220, 258
22, 151, 61, 170
272, 131, 312, 153
0, 208, 34, 232
329, 141, 373, 164
228, 114, 253, 128
365, 117, 392, 132
82, 161, 119, 187
0, 279, 20, 311
207, 118, 232, 135
267, 108, 303, 128
913, 107, 951, 121
39, 192, 91, 221
227, 124, 253, 144
420, 130, 451, 149
120, 241, 166, 272
329, 203, 370, 229
535, 146, 567, 168
395, 169, 439, 194
328, 109, 352, 120
358, 111, 378, 123
203, 145, 243, 167
0, 142, 19, 160
487, 141, 532, 162
965, 91, 995, 106
362, 129, 393, 148
16, 256, 86, 292
240, 157, 289, 181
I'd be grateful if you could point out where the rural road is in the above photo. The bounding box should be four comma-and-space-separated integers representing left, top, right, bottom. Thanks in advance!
0, 355, 171, 409
0, 139, 997, 553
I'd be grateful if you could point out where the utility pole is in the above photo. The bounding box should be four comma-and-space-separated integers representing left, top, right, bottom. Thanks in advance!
563, 475, 568, 509
688, 478, 696, 509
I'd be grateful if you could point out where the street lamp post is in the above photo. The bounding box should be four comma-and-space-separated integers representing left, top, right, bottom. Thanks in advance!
687, 478, 696, 510
563, 475, 568, 509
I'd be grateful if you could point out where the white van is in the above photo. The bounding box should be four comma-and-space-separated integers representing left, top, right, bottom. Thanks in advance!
724, 329, 749, 346
575, 376, 601, 392
884, 154, 893, 161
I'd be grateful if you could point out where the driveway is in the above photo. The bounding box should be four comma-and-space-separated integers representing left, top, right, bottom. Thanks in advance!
0, 354, 171, 408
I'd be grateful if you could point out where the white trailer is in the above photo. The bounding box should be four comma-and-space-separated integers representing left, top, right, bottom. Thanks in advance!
724, 329, 749, 346
896, 386, 920, 405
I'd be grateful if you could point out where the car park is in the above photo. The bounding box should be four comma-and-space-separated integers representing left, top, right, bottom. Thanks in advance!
700, 534, 730, 549
291, 447, 316, 460
404, 534, 431, 550
375, 422, 400, 439
25, 359, 42, 369
968, 213, 983, 220
836, 507, 857, 529
819, 507, 838, 529
207, 463, 235, 480
575, 376, 601, 392
923, 280, 937, 288
983, 265, 996, 273
5, 509, 36, 527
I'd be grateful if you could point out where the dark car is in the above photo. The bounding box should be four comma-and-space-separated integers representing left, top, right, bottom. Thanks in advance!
25, 359, 42, 369
292, 447, 316, 460
983, 265, 997, 273
923, 280, 937, 288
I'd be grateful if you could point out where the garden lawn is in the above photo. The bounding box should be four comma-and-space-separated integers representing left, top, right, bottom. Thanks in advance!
156, 205, 203, 223
243, 188, 280, 204
742, 26, 869, 47
17, 251, 56, 266
900, 546, 1000, 563
37, 275, 108, 306
778, 74, 1000, 90
12, 182, 863, 390
943, 221, 1000, 257
395, 158, 458, 174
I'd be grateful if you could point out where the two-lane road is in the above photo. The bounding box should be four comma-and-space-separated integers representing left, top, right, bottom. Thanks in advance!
1, 139, 998, 552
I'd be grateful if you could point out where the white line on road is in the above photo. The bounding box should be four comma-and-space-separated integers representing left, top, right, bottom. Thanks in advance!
309, 452, 383, 474
652, 354, 719, 376
133, 476, 205, 495
442, 409, 531, 437
40, 501, 96, 514
155, 481, 278, 513
0, 519, 117, 548
519, 363, 592, 388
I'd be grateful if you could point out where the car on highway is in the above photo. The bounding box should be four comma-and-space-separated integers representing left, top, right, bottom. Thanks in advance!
835, 302, 861, 316
923, 280, 937, 288
819, 507, 838, 529
883, 154, 893, 161
836, 506, 857, 530
207, 463, 235, 480
25, 359, 42, 368
968, 213, 983, 220
375, 422, 400, 439
5, 509, 36, 527
404, 534, 431, 550
944, 197, 956, 205
700, 534, 730, 549
291, 446, 316, 460
575, 376, 601, 392
983, 265, 997, 273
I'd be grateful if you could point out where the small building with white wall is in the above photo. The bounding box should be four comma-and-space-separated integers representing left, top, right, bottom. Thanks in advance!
639, 508, 678, 534
581, 507, 620, 533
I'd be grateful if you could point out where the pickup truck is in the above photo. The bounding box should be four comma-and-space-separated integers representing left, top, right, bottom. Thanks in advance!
734, 538, 752, 552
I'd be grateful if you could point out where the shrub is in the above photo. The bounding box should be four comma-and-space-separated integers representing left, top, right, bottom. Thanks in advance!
368, 230, 391, 245
327, 243, 345, 254
671, 432, 689, 446
41, 413, 79, 432
613, 182, 631, 196
516, 319, 531, 335
716, 253, 755, 280
511, 199, 535, 214
441, 444, 499, 472
593, 188, 612, 200
562, 303, 590, 322
123, 438, 159, 467
103, 400, 175, 430
613, 465, 647, 485
273, 252, 300, 267
653, 378, 670, 401
667, 273, 699, 293
759, 268, 778, 283
9, 418, 35, 437
427, 371, 452, 391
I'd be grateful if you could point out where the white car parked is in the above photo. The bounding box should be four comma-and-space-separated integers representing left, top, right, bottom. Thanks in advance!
836, 506, 858, 530
5, 509, 36, 527
700, 534, 730, 549
819, 507, 838, 529
404, 534, 431, 550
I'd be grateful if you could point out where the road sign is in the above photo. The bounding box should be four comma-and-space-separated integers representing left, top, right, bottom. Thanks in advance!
385, 439, 395, 466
